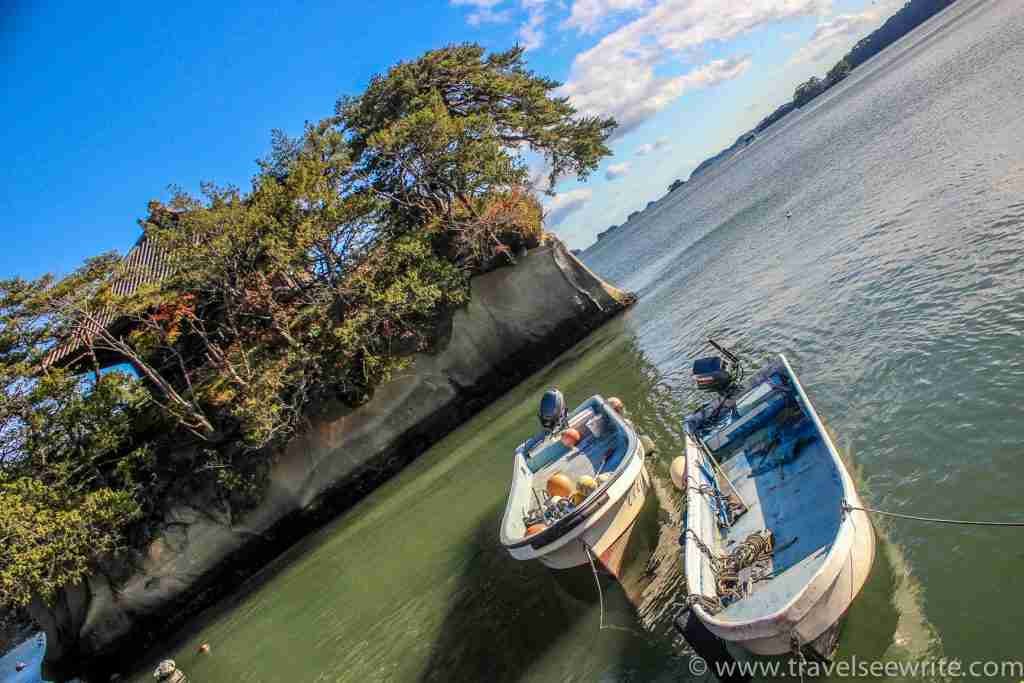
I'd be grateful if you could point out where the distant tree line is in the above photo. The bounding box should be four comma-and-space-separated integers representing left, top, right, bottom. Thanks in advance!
781, 0, 955, 124
690, 0, 957, 180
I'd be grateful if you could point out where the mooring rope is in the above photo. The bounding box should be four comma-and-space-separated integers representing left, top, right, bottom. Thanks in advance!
843, 501, 1024, 527
583, 543, 606, 631
583, 542, 640, 635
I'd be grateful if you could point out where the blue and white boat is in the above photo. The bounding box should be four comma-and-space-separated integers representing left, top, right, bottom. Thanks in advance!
500, 391, 650, 575
680, 350, 875, 657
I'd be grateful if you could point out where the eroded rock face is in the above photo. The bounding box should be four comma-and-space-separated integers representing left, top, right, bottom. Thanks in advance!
32, 242, 633, 677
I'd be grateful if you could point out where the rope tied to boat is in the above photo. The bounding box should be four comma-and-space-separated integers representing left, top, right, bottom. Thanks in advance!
685, 475, 744, 528
681, 529, 775, 613
841, 500, 1024, 527
790, 630, 807, 683
582, 542, 639, 635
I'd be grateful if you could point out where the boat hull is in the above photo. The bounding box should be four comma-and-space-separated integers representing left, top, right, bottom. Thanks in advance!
706, 496, 875, 655
536, 463, 650, 574
682, 354, 876, 657
504, 439, 648, 572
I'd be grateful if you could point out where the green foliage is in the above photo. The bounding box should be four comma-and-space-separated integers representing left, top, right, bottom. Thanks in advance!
827, 58, 852, 84
0, 478, 140, 608
331, 233, 469, 397
0, 43, 615, 613
0, 298, 149, 608
793, 76, 827, 107
340, 44, 615, 219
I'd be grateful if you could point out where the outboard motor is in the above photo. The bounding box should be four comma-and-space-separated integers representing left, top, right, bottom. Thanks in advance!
692, 339, 740, 394
538, 388, 567, 432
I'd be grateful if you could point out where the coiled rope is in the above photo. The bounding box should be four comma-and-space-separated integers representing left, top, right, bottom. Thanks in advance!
842, 501, 1024, 527
681, 529, 775, 613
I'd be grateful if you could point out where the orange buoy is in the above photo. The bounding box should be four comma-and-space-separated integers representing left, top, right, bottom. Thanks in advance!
561, 428, 581, 448
546, 472, 575, 498
526, 522, 548, 536
608, 397, 625, 414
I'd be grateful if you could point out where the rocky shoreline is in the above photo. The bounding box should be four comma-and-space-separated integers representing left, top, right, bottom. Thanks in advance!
31, 241, 634, 680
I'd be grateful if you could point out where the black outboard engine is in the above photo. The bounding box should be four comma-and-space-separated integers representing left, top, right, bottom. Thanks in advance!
692, 339, 740, 394
539, 388, 567, 432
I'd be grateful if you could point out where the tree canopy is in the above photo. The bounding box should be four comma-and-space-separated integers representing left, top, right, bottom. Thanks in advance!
0, 43, 615, 614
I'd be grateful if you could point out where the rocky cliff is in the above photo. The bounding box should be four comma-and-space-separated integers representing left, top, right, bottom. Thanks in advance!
31, 240, 634, 679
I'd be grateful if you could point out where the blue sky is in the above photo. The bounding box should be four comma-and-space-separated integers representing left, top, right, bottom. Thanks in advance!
1, 0, 901, 278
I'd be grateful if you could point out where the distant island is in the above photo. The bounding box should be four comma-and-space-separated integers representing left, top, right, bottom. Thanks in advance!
585, 0, 958, 251
595, 199, 668, 240
595, 223, 621, 241
681, 0, 957, 183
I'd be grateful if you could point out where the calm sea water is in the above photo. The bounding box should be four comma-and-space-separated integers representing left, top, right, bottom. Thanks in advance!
128, 1, 1024, 680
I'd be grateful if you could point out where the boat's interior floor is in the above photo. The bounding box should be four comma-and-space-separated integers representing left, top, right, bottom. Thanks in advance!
712, 433, 844, 622
530, 430, 622, 489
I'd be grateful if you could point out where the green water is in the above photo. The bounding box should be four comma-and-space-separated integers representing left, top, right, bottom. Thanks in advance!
132, 323, 700, 681
131, 1, 1024, 680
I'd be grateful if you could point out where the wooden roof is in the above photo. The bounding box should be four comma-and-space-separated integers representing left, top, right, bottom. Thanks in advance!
43, 234, 174, 370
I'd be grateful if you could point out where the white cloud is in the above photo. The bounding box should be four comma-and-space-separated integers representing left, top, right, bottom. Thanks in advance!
605, 162, 632, 180
635, 136, 670, 156
557, 0, 827, 139
559, 53, 752, 139
790, 9, 884, 64
563, 0, 648, 35
451, 0, 513, 25
518, 1, 546, 51
470, 7, 514, 24
545, 188, 593, 225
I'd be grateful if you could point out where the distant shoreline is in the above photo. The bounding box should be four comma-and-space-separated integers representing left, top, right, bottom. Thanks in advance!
584, 0, 959, 254
669, 1, 958, 191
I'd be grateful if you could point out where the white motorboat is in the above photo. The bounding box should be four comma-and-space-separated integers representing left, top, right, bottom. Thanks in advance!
680, 347, 875, 658
500, 391, 650, 576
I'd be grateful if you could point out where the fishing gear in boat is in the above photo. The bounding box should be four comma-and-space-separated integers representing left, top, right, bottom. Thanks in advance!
522, 469, 612, 531
685, 473, 743, 528
685, 427, 749, 520
680, 529, 776, 613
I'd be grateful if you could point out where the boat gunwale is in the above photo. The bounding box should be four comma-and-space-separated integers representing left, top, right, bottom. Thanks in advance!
500, 395, 641, 552
685, 353, 869, 638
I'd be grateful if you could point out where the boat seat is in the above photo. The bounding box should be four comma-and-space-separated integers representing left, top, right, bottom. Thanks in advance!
531, 430, 622, 485
705, 387, 788, 453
